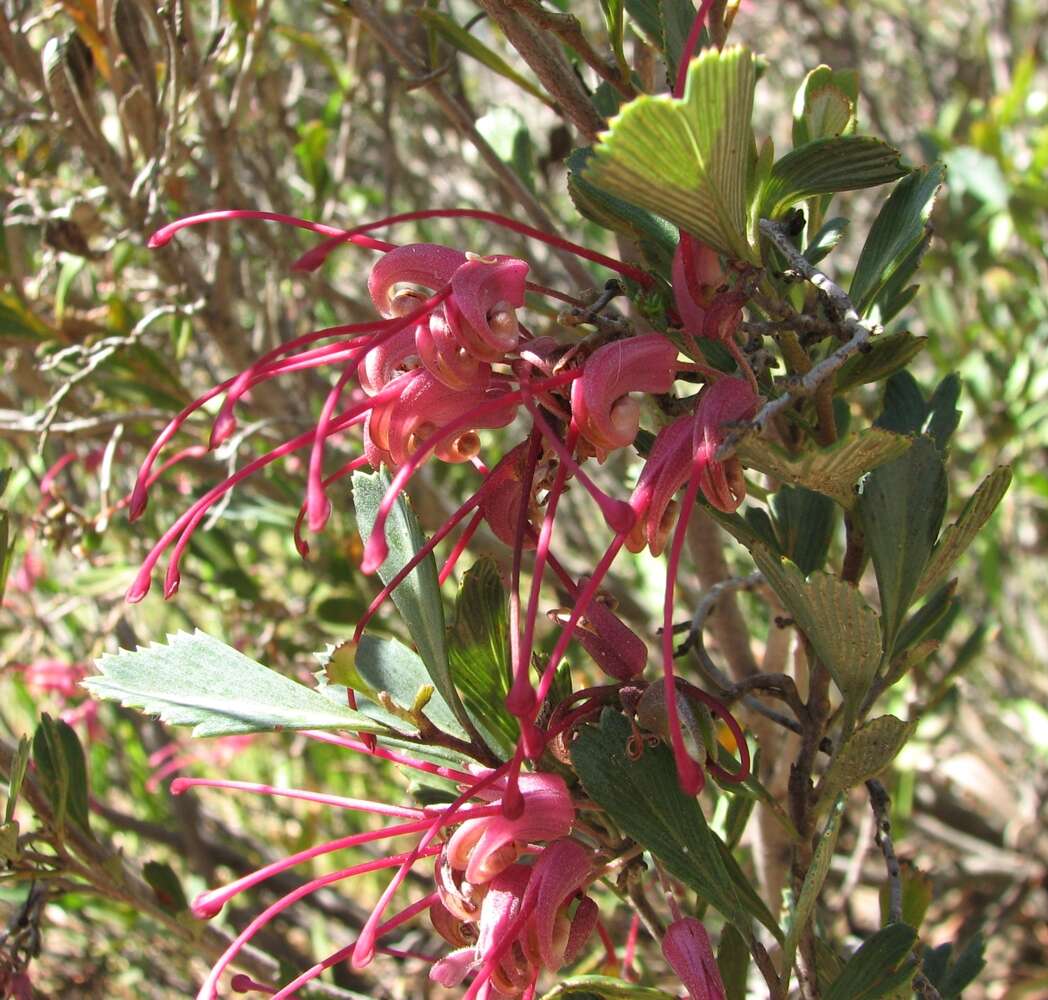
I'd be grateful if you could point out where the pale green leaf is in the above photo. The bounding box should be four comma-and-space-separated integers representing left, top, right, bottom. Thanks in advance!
736, 428, 911, 509
792, 65, 859, 146
87, 630, 386, 737
584, 46, 758, 261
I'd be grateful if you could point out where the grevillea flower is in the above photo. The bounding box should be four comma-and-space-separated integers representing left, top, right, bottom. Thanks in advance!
166, 731, 596, 999
661, 916, 727, 1000
432, 838, 599, 999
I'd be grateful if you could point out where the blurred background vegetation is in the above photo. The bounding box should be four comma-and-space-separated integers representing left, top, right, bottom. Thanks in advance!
1, 1, 1045, 997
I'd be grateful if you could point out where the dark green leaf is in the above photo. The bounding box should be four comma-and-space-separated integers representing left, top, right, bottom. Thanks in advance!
760, 137, 908, 220
850, 166, 945, 318
895, 582, 957, 655
857, 436, 948, 651
825, 924, 916, 1000
836, 332, 927, 392
717, 924, 751, 1000
88, 630, 386, 737
0, 511, 11, 602
772, 485, 835, 574
584, 46, 757, 261
32, 715, 91, 835
924, 935, 985, 998
804, 216, 849, 265
352, 470, 469, 732
571, 709, 781, 940
447, 557, 518, 757
568, 147, 678, 270
661, 0, 699, 82
143, 861, 189, 914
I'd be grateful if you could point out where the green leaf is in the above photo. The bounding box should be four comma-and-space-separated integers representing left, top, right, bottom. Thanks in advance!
4, 735, 32, 825
584, 46, 757, 261
792, 65, 858, 146
923, 935, 986, 999
143, 860, 189, 914
0, 511, 11, 603
850, 166, 945, 318
32, 715, 91, 835
336, 636, 468, 740
416, 10, 555, 108
857, 436, 948, 651
783, 795, 846, 975
737, 428, 911, 510
717, 924, 751, 1000
750, 545, 882, 717
876, 372, 960, 453
895, 581, 957, 656
87, 630, 386, 737
804, 216, 849, 265
599, 0, 627, 76
352, 470, 469, 733
571, 709, 781, 940
0, 291, 52, 342
819, 716, 913, 807
477, 107, 536, 192
539, 977, 676, 1000
660, 0, 701, 82
917, 466, 1012, 598
836, 332, 927, 392
447, 557, 519, 757
760, 137, 908, 220
772, 485, 835, 575
824, 923, 916, 1000
568, 147, 678, 270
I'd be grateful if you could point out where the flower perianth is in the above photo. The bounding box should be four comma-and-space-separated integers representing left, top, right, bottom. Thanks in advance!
570, 334, 679, 455
661, 917, 728, 1000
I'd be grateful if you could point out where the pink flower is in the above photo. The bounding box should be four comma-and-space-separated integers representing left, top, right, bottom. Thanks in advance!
661, 917, 727, 1000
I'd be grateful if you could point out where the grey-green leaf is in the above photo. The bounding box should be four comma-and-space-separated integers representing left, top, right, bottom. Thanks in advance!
917, 466, 1012, 598
571, 709, 781, 940
750, 545, 882, 716
87, 630, 386, 737
717, 924, 751, 1000
819, 716, 914, 808
783, 796, 846, 975
352, 470, 468, 732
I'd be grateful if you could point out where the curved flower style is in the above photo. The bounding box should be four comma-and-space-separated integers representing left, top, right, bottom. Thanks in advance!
133, 204, 755, 799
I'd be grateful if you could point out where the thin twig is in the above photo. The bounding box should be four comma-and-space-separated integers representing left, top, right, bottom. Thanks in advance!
867, 778, 945, 1000
718, 218, 882, 460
